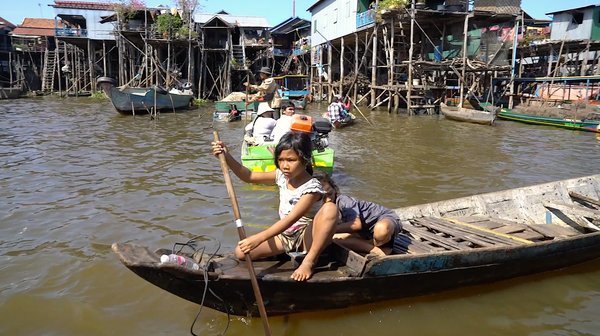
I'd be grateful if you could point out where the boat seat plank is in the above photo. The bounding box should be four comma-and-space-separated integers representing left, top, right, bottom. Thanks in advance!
421, 217, 525, 246
510, 229, 547, 241
528, 224, 581, 238
544, 201, 600, 231
393, 232, 445, 254
330, 241, 368, 277
455, 218, 506, 230
544, 202, 600, 218
402, 222, 465, 251
569, 191, 600, 208
493, 224, 528, 234
415, 218, 501, 247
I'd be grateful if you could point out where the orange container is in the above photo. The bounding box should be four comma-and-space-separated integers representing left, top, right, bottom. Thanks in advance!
290, 114, 313, 133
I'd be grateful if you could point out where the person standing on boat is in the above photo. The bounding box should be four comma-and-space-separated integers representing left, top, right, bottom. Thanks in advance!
244, 66, 281, 109
314, 172, 401, 256
244, 102, 277, 144
270, 101, 296, 143
212, 132, 338, 281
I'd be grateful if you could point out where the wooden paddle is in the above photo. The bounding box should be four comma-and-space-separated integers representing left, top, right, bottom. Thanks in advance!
213, 131, 272, 336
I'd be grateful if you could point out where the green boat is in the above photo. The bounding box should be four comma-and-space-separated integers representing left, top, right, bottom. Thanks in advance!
241, 141, 334, 173
498, 108, 600, 133
241, 116, 335, 173
213, 101, 260, 121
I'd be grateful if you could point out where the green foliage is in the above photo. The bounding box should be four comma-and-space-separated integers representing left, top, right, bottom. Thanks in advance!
177, 26, 198, 39
375, 0, 409, 22
156, 13, 183, 37
378, 0, 409, 11
90, 91, 108, 100
193, 98, 209, 106
113, 0, 145, 20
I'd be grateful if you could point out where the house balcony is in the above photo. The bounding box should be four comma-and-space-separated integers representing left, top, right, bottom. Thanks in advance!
356, 9, 376, 29
55, 28, 88, 37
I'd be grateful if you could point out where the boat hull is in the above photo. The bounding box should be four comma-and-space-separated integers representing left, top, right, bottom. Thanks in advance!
97, 77, 194, 115
113, 174, 600, 316
241, 140, 334, 173
0, 86, 23, 99
440, 103, 495, 125
498, 109, 600, 133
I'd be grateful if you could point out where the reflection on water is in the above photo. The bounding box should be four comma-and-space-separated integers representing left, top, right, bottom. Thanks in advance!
0, 97, 599, 335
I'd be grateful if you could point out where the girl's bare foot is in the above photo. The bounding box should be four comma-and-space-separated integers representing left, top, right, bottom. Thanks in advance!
291, 260, 314, 281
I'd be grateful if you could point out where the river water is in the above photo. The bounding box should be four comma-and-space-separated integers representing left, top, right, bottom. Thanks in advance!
0, 97, 599, 335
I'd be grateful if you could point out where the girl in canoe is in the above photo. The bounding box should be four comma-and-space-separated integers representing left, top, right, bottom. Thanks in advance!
314, 171, 401, 256
212, 132, 338, 281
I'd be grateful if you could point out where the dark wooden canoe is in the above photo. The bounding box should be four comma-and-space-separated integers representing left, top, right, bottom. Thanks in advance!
96, 77, 194, 115
112, 174, 600, 316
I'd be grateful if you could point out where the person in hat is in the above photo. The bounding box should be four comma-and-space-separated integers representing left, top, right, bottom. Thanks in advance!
244, 102, 277, 144
244, 66, 281, 108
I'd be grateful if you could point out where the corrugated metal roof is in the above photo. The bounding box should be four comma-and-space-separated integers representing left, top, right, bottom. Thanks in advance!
194, 13, 270, 27
51, 1, 114, 10
545, 4, 599, 15
271, 17, 311, 35
0, 16, 17, 29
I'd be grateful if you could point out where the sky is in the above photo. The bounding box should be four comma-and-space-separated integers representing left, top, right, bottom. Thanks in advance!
2, 0, 598, 27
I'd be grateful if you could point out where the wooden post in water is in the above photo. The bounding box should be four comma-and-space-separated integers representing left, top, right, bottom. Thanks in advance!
339, 36, 344, 97
354, 32, 359, 103
370, 24, 378, 107
458, 11, 469, 108
407, 0, 415, 114
327, 42, 332, 101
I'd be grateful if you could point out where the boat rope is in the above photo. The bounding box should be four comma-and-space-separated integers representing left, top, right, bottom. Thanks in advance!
444, 218, 534, 245
169, 236, 232, 336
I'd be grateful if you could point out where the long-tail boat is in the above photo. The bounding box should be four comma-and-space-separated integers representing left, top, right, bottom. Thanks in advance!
498, 108, 600, 133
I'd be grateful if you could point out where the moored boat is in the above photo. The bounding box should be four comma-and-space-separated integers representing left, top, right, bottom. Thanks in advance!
96, 77, 194, 115
0, 86, 24, 99
440, 102, 496, 125
498, 108, 600, 133
213, 101, 259, 122
275, 74, 310, 109
112, 174, 600, 316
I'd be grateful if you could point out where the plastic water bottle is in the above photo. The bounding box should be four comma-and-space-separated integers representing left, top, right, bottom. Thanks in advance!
160, 254, 200, 271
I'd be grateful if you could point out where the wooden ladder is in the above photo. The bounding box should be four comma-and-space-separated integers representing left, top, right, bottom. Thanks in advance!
282, 55, 294, 73
41, 50, 56, 92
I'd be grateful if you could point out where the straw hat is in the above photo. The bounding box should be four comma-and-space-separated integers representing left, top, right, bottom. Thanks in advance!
258, 66, 272, 75
256, 102, 274, 116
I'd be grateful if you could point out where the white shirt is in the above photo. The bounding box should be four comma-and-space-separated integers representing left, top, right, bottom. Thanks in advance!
270, 115, 294, 143
245, 116, 277, 141
275, 169, 324, 234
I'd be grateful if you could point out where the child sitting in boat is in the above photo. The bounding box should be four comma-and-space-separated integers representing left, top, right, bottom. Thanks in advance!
314, 171, 402, 256
212, 132, 338, 281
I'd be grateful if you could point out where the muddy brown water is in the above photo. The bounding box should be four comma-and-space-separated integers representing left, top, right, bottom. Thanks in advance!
1, 96, 599, 335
